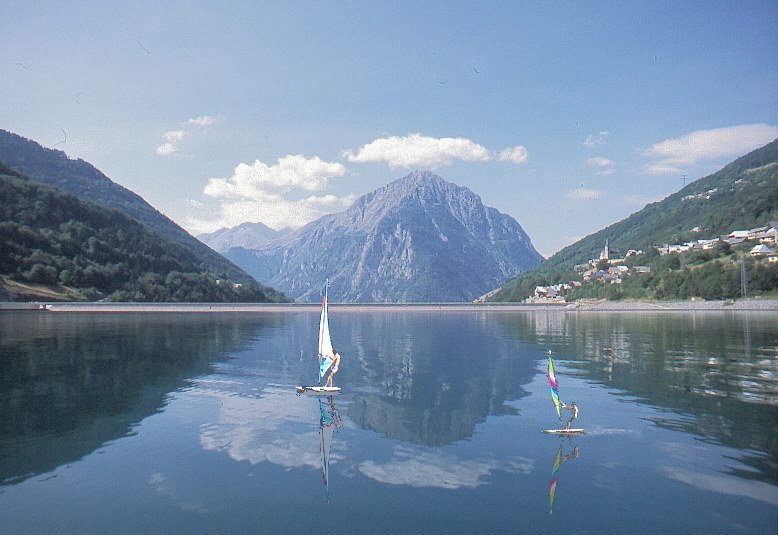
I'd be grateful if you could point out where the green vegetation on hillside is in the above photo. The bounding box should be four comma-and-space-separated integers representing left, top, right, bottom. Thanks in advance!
577, 246, 776, 301
493, 139, 778, 302
0, 129, 263, 286
0, 164, 288, 302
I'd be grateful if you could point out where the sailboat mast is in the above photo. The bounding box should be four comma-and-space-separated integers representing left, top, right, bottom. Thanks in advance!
317, 279, 334, 384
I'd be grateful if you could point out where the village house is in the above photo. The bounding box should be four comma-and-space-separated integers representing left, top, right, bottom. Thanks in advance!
659, 221, 778, 254
750, 244, 775, 257
584, 269, 622, 284
728, 230, 750, 240
697, 238, 720, 250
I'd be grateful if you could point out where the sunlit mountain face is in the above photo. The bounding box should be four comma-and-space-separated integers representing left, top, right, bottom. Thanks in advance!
226, 171, 542, 302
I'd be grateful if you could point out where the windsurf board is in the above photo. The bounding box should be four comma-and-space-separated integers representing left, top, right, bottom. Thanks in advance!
296, 386, 342, 395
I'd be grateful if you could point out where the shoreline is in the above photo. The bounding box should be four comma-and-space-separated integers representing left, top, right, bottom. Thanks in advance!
1, 299, 777, 313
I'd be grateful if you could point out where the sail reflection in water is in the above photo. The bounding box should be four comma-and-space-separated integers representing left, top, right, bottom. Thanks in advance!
548, 440, 580, 514
319, 395, 341, 496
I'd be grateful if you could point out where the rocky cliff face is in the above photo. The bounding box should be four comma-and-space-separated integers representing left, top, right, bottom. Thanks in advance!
227, 171, 543, 302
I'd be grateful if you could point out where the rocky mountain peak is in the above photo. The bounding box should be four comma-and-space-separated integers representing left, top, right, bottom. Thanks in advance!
225, 172, 543, 302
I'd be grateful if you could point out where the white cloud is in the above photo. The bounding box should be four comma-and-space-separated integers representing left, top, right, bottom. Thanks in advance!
358, 447, 534, 489
156, 130, 186, 155
187, 115, 218, 126
498, 145, 529, 164
191, 154, 353, 232
586, 156, 615, 175
155, 115, 220, 156
199, 389, 328, 469
661, 466, 778, 505
583, 131, 609, 148
343, 133, 491, 169
643, 124, 778, 175
567, 188, 602, 200
155, 142, 178, 156
190, 194, 356, 234
204, 155, 347, 198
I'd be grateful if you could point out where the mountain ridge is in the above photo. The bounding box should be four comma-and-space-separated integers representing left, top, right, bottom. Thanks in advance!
0, 129, 270, 289
197, 221, 291, 253
226, 171, 543, 302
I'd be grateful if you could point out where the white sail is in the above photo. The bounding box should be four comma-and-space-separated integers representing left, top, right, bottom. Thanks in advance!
318, 292, 334, 359
318, 285, 334, 382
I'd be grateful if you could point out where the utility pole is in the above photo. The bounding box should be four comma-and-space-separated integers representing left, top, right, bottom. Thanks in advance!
740, 253, 748, 299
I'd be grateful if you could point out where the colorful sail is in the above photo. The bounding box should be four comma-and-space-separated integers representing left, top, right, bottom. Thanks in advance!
549, 444, 563, 512
548, 476, 559, 514
547, 442, 580, 514
550, 443, 564, 476
547, 355, 562, 419
318, 283, 334, 382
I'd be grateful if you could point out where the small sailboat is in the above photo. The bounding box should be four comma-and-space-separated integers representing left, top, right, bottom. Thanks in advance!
297, 282, 342, 395
543, 352, 584, 434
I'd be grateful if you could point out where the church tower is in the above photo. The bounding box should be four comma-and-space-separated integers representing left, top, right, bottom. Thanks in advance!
600, 239, 610, 261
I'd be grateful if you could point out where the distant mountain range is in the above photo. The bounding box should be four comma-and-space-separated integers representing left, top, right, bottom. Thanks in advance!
493, 138, 778, 301
225, 171, 543, 302
0, 129, 275, 291
198, 222, 291, 253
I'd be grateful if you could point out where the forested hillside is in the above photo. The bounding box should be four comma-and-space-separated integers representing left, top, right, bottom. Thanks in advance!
0, 129, 262, 286
0, 164, 287, 302
493, 139, 778, 301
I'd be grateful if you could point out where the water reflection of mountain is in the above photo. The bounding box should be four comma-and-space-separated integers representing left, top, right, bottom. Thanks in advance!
0, 312, 274, 485
342, 312, 537, 445
498, 311, 778, 484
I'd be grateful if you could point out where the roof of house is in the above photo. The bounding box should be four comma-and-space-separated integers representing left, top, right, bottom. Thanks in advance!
751, 244, 774, 254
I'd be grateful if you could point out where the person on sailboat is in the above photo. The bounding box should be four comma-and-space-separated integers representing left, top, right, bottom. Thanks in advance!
561, 401, 579, 429
325, 350, 341, 387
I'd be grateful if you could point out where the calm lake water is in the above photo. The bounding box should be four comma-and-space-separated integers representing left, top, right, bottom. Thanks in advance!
1, 309, 776, 534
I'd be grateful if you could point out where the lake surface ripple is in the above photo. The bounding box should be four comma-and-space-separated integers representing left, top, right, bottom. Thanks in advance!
1, 310, 776, 534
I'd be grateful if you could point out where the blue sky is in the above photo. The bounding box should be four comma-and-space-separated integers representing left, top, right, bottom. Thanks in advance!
3, 1, 777, 256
